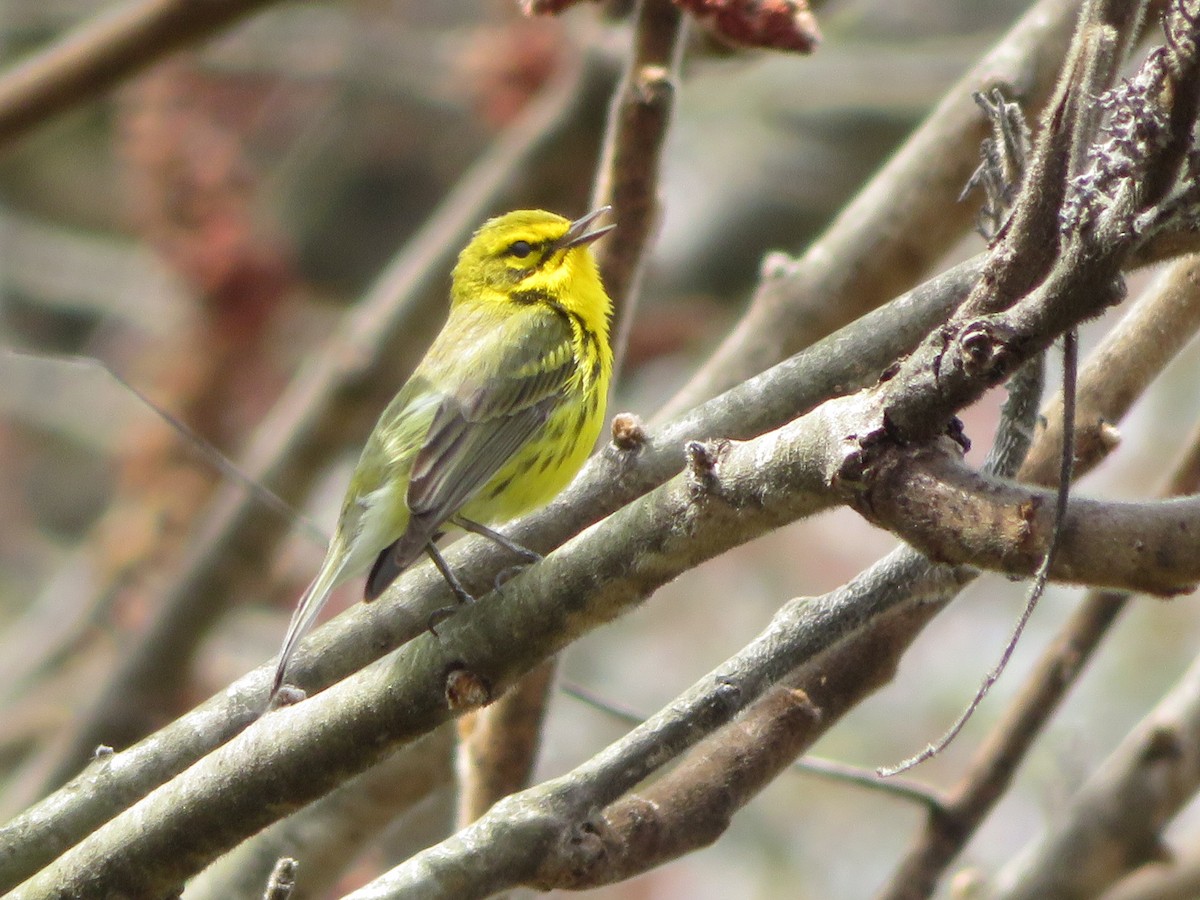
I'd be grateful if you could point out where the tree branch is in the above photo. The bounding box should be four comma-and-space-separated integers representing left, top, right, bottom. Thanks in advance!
184, 727, 455, 900
856, 444, 1200, 595
994, 636, 1200, 898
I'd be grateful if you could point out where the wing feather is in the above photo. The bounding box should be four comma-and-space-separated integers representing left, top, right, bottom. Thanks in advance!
365, 308, 577, 598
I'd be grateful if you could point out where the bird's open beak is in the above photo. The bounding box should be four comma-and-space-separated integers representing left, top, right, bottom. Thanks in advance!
559, 205, 615, 250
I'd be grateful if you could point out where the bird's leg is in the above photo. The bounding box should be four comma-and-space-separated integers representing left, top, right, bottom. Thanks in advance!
454, 516, 544, 591
425, 542, 475, 635
453, 516, 542, 563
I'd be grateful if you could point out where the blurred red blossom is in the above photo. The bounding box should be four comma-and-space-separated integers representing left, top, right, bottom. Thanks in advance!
675, 0, 820, 52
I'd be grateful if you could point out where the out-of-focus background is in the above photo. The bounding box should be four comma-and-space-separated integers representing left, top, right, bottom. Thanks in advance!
3, 0, 1200, 896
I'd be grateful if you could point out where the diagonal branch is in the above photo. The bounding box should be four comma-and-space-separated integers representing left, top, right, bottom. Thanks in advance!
994, 609, 1200, 898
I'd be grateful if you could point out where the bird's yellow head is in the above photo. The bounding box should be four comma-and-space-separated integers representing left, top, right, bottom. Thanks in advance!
451, 207, 615, 330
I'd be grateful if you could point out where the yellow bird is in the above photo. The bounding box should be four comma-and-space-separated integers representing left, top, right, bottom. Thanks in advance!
273, 208, 615, 695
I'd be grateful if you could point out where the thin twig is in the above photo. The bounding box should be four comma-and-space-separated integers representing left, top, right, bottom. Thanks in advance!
0, 350, 324, 544
878, 332, 1076, 778
563, 679, 945, 810
789, 756, 944, 811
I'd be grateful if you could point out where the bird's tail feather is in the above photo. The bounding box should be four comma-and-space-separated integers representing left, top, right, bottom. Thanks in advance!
272, 547, 347, 697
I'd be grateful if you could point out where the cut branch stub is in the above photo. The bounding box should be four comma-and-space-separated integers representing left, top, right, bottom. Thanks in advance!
610, 411, 648, 452
685, 439, 730, 499
445, 665, 494, 712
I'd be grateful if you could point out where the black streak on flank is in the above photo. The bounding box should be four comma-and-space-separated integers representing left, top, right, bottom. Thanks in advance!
487, 473, 515, 499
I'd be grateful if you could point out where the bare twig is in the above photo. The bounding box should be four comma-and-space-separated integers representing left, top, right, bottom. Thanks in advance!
878, 333, 1075, 779
792, 756, 943, 810
561, 680, 944, 809
591, 0, 685, 362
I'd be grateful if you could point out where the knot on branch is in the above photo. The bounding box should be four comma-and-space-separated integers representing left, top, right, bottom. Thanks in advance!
535, 809, 615, 889
1140, 726, 1184, 766
833, 424, 889, 492
956, 319, 1019, 384
685, 439, 730, 500
610, 412, 648, 452
712, 674, 744, 711
759, 249, 800, 281
634, 65, 675, 106
444, 665, 493, 712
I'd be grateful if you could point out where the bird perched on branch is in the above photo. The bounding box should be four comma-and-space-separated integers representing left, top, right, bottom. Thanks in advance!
272, 207, 615, 697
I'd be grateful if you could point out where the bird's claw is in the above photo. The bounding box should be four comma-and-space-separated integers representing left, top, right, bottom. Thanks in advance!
427, 588, 476, 636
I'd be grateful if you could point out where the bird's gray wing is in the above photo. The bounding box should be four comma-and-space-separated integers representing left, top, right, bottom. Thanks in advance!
364, 310, 577, 599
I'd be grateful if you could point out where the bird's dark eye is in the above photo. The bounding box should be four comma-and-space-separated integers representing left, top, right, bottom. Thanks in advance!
508, 240, 533, 259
